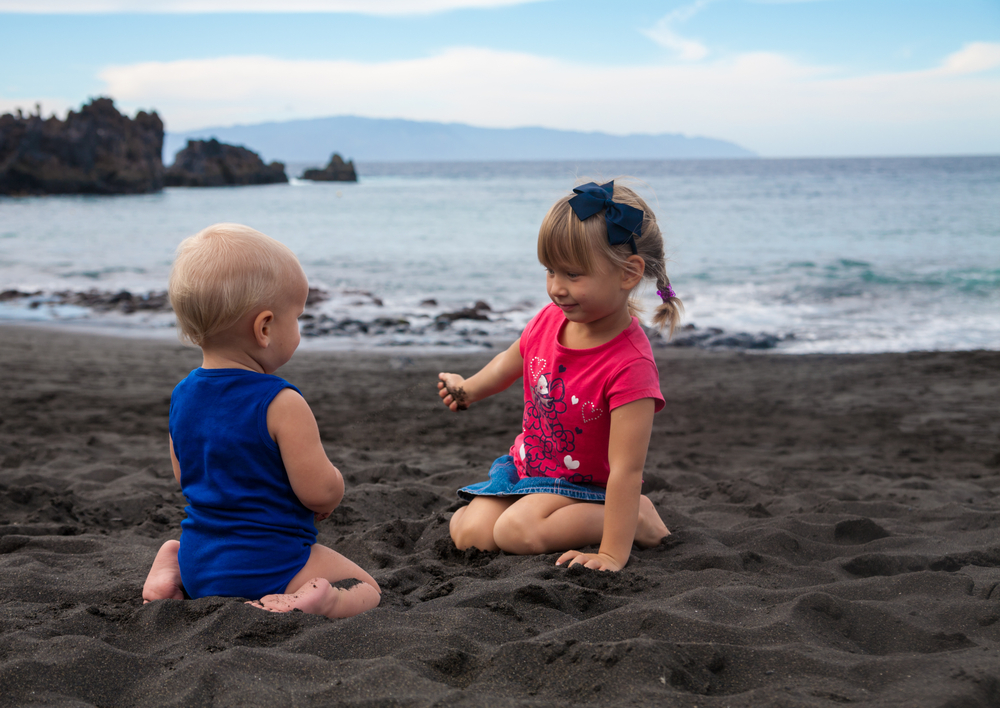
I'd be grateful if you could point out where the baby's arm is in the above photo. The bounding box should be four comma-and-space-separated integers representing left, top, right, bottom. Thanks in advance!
557, 398, 656, 571
267, 389, 344, 517
438, 337, 523, 411
168, 435, 181, 484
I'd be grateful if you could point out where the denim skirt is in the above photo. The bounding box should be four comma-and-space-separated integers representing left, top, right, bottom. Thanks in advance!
458, 455, 607, 503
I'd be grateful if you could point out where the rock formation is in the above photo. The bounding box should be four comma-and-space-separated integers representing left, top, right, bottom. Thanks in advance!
300, 153, 357, 182
0, 98, 164, 195
165, 139, 287, 187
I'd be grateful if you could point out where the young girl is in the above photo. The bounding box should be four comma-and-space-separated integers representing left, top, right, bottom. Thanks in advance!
438, 180, 682, 571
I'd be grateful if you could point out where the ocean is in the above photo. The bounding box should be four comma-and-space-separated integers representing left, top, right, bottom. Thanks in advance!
1, 156, 997, 354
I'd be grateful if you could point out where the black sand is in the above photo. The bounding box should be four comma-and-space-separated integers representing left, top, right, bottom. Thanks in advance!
1, 325, 998, 707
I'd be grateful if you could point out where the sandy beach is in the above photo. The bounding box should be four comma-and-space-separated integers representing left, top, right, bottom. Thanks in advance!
0, 324, 998, 707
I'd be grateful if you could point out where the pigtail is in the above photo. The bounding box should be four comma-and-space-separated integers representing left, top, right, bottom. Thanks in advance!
610, 182, 683, 337
652, 274, 684, 337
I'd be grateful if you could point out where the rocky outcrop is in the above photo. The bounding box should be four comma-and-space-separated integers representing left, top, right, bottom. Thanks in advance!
0, 98, 164, 195
165, 139, 287, 187
300, 153, 357, 182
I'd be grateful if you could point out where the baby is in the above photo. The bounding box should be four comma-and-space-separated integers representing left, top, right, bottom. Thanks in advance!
142, 223, 380, 618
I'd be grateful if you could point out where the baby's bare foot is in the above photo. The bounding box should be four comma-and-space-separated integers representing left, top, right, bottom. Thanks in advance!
634, 495, 670, 548
142, 540, 184, 603
248, 578, 380, 619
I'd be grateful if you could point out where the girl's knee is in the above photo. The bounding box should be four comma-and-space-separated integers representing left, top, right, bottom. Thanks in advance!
449, 506, 472, 549
450, 505, 500, 551
493, 512, 547, 554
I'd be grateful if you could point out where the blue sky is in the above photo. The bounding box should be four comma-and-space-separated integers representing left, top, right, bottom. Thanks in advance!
1, 0, 998, 156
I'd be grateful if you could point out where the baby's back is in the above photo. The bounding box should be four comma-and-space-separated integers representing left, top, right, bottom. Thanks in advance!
170, 368, 316, 598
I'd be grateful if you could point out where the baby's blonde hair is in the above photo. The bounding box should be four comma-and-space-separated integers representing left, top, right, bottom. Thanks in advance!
169, 223, 304, 346
537, 181, 683, 335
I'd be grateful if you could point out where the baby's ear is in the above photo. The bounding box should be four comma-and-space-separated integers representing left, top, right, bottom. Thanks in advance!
253, 310, 275, 347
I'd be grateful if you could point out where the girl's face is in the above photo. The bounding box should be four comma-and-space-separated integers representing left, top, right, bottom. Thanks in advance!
545, 258, 631, 328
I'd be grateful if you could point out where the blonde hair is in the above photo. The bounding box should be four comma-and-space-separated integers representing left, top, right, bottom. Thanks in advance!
537, 180, 683, 336
169, 223, 304, 346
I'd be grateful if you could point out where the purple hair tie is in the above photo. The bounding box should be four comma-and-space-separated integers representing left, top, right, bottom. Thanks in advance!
657, 286, 676, 300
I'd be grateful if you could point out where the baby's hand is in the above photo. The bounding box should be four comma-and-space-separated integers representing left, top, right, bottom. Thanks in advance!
437, 373, 469, 411
555, 550, 624, 572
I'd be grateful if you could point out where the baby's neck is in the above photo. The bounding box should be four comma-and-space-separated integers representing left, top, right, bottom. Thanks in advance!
200, 346, 265, 373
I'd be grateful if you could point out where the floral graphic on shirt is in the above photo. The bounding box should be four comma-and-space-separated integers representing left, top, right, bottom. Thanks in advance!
521, 370, 575, 477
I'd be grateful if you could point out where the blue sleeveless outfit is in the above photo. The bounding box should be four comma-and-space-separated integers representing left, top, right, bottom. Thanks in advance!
170, 368, 316, 599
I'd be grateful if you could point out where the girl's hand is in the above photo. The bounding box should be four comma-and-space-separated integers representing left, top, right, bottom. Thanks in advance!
555, 550, 625, 572
437, 373, 470, 411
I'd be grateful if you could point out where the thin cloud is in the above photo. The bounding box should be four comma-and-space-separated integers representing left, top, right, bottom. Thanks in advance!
95, 44, 1000, 156
938, 42, 1000, 75
643, 0, 715, 61
0, 0, 546, 13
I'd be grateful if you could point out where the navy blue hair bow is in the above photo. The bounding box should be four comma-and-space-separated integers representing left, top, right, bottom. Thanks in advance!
568, 181, 644, 254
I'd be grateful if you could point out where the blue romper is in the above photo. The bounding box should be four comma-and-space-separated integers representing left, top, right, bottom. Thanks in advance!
171, 368, 316, 599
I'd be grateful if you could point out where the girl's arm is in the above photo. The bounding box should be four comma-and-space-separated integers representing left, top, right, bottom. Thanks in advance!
438, 337, 523, 411
267, 388, 345, 516
556, 397, 656, 571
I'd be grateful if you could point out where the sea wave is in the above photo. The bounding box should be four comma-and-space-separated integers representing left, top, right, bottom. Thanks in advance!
0, 287, 798, 352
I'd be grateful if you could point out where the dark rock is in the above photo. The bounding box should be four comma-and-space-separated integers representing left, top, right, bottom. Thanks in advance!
0, 289, 40, 301
52, 289, 171, 313
306, 288, 328, 306
2, 289, 172, 314
343, 289, 382, 306
300, 153, 357, 182
0, 97, 164, 195
435, 301, 492, 324
710, 332, 781, 349
651, 323, 783, 350
165, 139, 287, 187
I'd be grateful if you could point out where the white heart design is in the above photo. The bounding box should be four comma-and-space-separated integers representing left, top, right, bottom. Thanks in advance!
571, 396, 579, 404
582, 401, 603, 423
519, 443, 526, 460
529, 357, 547, 385
563, 455, 580, 470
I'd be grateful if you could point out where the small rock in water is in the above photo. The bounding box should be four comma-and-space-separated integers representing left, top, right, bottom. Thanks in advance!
436, 301, 492, 323
165, 139, 287, 187
299, 153, 358, 182
306, 288, 328, 306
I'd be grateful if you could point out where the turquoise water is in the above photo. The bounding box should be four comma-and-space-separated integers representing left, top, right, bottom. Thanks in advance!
1, 156, 997, 353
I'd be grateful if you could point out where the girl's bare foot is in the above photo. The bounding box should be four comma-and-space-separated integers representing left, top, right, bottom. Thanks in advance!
142, 540, 184, 603
247, 578, 380, 619
634, 495, 670, 547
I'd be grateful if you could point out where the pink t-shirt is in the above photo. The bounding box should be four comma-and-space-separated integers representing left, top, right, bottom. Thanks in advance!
510, 303, 665, 487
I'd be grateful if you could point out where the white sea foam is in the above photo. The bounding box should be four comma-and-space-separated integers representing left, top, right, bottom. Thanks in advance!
1, 157, 997, 353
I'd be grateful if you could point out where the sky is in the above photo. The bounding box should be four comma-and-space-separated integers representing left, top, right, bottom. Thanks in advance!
1, 0, 998, 157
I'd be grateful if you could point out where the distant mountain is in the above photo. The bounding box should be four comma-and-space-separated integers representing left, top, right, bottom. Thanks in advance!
163, 116, 754, 165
